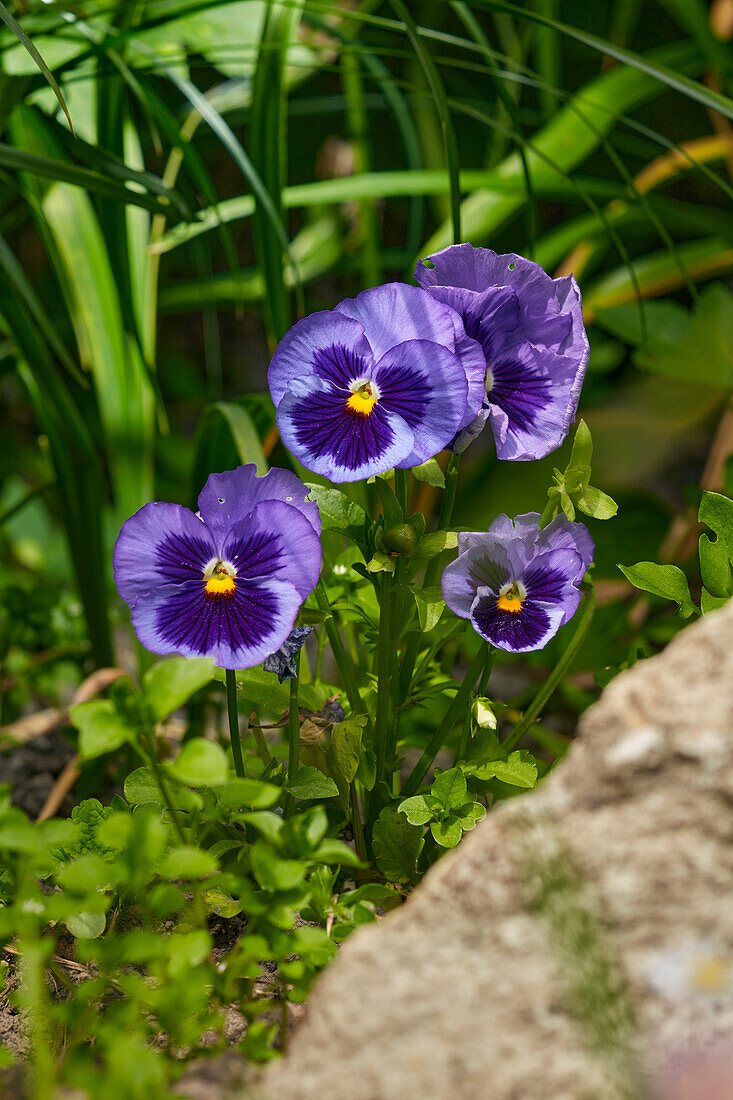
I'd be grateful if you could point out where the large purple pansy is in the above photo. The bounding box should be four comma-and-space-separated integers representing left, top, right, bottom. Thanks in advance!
268, 283, 485, 482
442, 512, 593, 653
415, 245, 589, 460
113, 465, 322, 670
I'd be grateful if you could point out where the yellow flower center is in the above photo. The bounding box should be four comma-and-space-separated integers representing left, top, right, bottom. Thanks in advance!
496, 582, 525, 614
203, 558, 236, 598
205, 574, 236, 596
345, 382, 377, 417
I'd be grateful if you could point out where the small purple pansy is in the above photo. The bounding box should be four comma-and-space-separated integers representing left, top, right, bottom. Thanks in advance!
442, 513, 594, 653
113, 465, 322, 671
267, 282, 485, 482
415, 245, 589, 460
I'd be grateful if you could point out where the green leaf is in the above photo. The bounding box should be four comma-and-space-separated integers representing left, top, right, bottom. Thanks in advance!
413, 587, 445, 631
311, 838, 364, 867
366, 551, 395, 574
284, 765, 339, 800
633, 284, 733, 390
123, 768, 203, 812
700, 491, 733, 549
430, 816, 464, 848
168, 739, 229, 787
411, 458, 445, 488
305, 484, 367, 542
413, 531, 458, 558
430, 767, 467, 810
699, 531, 733, 600
473, 750, 538, 789
575, 486, 619, 520
701, 587, 730, 614
166, 930, 212, 979
70, 699, 136, 761
328, 715, 366, 789
397, 795, 435, 827
159, 845, 218, 879
457, 802, 486, 831
372, 806, 424, 884
619, 562, 697, 618
218, 777, 281, 811
65, 911, 106, 940
567, 419, 593, 469
250, 843, 307, 892
142, 658, 215, 724
373, 475, 402, 528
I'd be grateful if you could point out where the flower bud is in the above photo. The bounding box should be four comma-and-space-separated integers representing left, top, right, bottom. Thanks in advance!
382, 522, 419, 555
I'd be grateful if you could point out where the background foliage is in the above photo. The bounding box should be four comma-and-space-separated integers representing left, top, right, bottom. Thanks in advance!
1, 0, 733, 1091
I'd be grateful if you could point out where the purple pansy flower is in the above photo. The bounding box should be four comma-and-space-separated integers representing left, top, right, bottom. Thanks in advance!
268, 283, 485, 482
415, 245, 589, 460
442, 512, 593, 653
113, 465, 322, 671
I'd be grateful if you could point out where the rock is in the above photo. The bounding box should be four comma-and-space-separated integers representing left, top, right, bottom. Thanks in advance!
263, 601, 733, 1100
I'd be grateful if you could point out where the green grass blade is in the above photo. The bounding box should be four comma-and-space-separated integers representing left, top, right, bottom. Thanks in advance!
249, 0, 303, 343
469, 0, 733, 122
192, 401, 269, 504
421, 40, 701, 253
390, 0, 461, 244
11, 106, 155, 528
0, 240, 112, 665
0, 0, 74, 133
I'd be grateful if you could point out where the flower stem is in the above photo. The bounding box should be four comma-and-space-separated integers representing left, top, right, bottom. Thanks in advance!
142, 733, 187, 845
395, 467, 409, 517
502, 584, 596, 754
401, 642, 487, 797
284, 650, 301, 818
226, 669, 245, 779
399, 454, 462, 701
374, 571, 393, 789
314, 579, 367, 715
350, 781, 368, 864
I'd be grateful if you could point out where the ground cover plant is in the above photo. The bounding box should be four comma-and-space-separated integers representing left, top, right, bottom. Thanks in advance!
1, 0, 733, 1095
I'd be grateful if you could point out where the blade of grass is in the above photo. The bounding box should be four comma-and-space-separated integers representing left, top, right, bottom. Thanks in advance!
0, 0, 74, 133
390, 0, 461, 244
250, 0, 304, 344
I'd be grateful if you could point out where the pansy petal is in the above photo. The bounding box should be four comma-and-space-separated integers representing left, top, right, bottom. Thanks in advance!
442, 542, 513, 618
536, 514, 594, 586
197, 464, 321, 544
277, 375, 414, 483
268, 311, 373, 404
113, 502, 215, 609
372, 339, 467, 466
470, 588, 565, 653
456, 512, 541, 554
488, 340, 583, 461
335, 282, 458, 361
450, 405, 490, 454
521, 547, 584, 627
130, 576, 303, 670
222, 500, 322, 600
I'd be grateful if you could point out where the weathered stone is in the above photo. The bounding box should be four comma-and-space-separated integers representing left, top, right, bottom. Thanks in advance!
263, 601, 733, 1100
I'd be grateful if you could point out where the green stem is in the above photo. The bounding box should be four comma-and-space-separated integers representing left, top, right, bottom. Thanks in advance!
395, 467, 409, 517
226, 668, 245, 779
249, 716, 272, 767
399, 454, 462, 701
314, 579, 367, 715
374, 571, 393, 788
402, 642, 487, 797
455, 646, 495, 765
284, 651, 301, 818
143, 733, 186, 844
502, 585, 596, 754
350, 781, 368, 864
